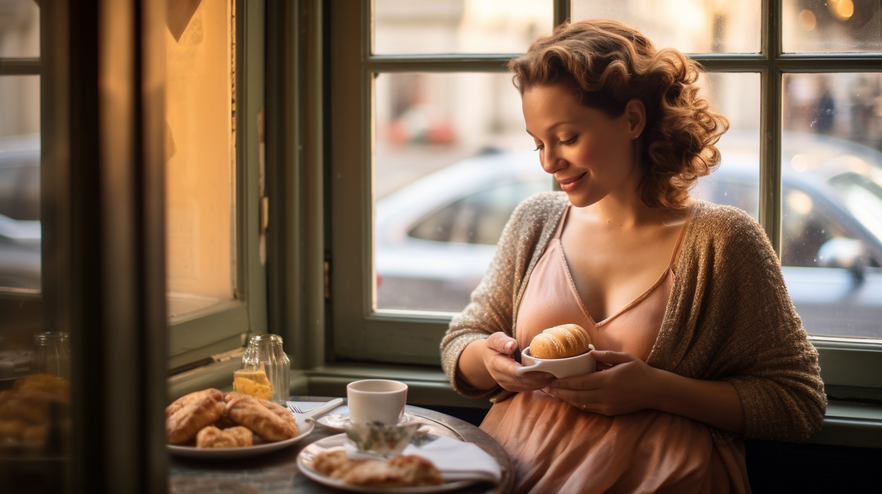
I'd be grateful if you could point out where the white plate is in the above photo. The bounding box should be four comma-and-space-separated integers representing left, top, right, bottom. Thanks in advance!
167, 414, 314, 459
297, 434, 475, 493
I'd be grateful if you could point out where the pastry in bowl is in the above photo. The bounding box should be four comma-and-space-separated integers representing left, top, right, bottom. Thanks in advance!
529, 324, 593, 359
516, 324, 596, 379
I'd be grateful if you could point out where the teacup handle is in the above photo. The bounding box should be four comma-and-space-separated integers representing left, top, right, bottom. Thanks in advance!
514, 363, 542, 377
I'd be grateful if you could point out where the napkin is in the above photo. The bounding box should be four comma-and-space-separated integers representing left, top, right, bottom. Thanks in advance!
342, 436, 501, 483
402, 436, 502, 483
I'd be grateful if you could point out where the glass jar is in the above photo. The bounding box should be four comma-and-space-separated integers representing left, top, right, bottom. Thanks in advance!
242, 334, 290, 404
32, 332, 71, 379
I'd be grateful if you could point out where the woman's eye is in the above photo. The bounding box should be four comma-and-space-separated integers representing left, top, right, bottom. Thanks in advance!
533, 144, 544, 151
561, 136, 577, 145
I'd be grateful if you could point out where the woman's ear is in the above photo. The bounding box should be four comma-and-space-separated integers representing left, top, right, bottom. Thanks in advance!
625, 99, 646, 139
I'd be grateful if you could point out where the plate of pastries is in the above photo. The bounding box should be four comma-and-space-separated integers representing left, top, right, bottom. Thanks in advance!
0, 373, 70, 452
298, 436, 467, 493
166, 387, 312, 459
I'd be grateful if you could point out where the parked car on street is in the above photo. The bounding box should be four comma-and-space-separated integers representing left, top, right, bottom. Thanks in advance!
375, 133, 882, 339
0, 134, 41, 290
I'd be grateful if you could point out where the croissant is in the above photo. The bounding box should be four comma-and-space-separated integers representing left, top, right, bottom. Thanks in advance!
529, 324, 592, 359
165, 389, 226, 444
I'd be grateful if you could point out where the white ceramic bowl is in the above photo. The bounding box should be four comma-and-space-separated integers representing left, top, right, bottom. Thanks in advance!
514, 345, 596, 379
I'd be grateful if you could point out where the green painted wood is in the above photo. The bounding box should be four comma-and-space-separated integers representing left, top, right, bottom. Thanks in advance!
0, 58, 41, 75
167, 334, 245, 372
167, 303, 248, 357
239, 0, 269, 341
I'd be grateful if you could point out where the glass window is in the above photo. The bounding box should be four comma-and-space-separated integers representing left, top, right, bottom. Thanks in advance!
373, 0, 554, 54
783, 0, 882, 53
688, 73, 761, 217
0, 75, 40, 291
165, 0, 235, 318
0, 0, 40, 58
374, 71, 553, 312
0, 4, 68, 487
334, 0, 882, 371
379, 177, 548, 311
407, 178, 548, 245
572, 0, 761, 54
781, 72, 882, 340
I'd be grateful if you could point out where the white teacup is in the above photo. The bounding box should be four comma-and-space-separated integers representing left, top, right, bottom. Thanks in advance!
514, 345, 596, 379
346, 379, 408, 426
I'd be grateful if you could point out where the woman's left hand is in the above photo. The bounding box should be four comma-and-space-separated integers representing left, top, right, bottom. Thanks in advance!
542, 350, 660, 416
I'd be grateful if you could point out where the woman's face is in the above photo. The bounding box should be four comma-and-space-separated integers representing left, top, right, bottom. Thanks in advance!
522, 83, 643, 208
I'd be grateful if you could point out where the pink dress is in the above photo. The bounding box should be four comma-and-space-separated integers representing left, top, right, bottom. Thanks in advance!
480, 206, 750, 494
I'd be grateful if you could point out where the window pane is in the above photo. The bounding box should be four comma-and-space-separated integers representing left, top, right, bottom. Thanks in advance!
783, 0, 882, 53
782, 73, 882, 340
692, 73, 761, 218
165, 0, 235, 318
0, 0, 39, 58
373, 0, 553, 54
572, 0, 761, 53
0, 75, 40, 291
374, 72, 552, 311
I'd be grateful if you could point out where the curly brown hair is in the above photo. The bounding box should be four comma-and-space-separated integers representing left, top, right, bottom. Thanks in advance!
508, 19, 729, 209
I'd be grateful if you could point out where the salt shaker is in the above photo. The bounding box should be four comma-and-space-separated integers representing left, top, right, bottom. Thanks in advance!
242, 334, 290, 404
32, 332, 71, 380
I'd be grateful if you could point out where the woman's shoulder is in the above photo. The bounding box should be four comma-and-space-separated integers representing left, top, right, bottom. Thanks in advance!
510, 191, 568, 223
690, 199, 766, 237
519, 190, 569, 211
688, 199, 776, 258
494, 191, 567, 258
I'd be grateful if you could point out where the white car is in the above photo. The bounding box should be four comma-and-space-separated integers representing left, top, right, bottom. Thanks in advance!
375, 149, 549, 311
0, 134, 41, 290
375, 133, 882, 339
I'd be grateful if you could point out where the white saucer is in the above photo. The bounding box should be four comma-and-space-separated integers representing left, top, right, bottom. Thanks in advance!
316, 413, 416, 432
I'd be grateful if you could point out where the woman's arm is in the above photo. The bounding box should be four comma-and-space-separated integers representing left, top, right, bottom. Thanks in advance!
458, 334, 556, 393
651, 365, 745, 434
457, 338, 498, 391
544, 350, 745, 434
441, 192, 568, 398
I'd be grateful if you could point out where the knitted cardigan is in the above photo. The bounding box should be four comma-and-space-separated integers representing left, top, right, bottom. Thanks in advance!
440, 192, 826, 443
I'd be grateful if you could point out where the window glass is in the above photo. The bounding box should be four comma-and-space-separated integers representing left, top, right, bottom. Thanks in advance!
0, 0, 39, 58
783, 0, 882, 53
165, 0, 235, 318
374, 71, 552, 312
689, 72, 761, 216
782, 73, 882, 339
374, 72, 758, 313
373, 0, 553, 54
408, 178, 548, 245
572, 0, 761, 54
0, 75, 40, 291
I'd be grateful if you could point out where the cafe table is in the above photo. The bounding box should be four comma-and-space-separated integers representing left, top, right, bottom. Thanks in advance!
169, 396, 513, 494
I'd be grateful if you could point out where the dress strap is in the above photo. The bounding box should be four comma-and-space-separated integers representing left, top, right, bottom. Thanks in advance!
553, 205, 571, 239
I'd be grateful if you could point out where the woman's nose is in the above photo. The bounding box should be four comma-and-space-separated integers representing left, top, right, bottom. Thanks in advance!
540, 148, 565, 174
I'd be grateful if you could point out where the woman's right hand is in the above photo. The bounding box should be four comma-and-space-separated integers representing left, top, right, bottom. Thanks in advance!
481, 333, 555, 393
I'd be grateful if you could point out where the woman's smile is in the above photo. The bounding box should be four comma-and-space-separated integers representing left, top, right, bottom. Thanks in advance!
557, 172, 587, 192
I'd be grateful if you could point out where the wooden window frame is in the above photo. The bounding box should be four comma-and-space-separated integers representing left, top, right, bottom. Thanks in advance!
326, 0, 882, 398
0, 0, 269, 375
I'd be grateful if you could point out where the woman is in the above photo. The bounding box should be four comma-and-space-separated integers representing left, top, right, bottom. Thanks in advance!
440, 19, 825, 494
